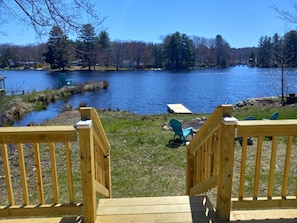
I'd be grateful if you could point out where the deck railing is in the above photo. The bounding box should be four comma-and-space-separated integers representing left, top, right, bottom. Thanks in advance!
186, 105, 233, 195
0, 107, 111, 223
233, 119, 297, 210
186, 104, 297, 220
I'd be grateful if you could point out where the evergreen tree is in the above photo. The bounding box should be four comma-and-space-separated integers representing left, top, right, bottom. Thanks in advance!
43, 26, 69, 70
271, 33, 283, 66
214, 35, 230, 67
257, 36, 272, 67
151, 44, 163, 68
283, 30, 297, 67
77, 24, 96, 70
181, 34, 195, 68
98, 31, 111, 67
164, 32, 194, 69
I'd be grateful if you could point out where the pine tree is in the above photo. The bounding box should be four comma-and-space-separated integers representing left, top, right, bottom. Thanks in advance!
77, 24, 96, 70
43, 26, 69, 70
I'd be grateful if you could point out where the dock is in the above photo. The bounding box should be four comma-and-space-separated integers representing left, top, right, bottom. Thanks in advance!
167, 103, 192, 114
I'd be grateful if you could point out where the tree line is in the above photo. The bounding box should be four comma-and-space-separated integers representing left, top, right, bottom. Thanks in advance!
0, 25, 254, 70
256, 30, 297, 68
1, 24, 297, 70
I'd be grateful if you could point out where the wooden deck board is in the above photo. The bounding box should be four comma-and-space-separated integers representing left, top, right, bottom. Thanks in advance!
0, 216, 83, 223
96, 195, 223, 223
167, 104, 192, 114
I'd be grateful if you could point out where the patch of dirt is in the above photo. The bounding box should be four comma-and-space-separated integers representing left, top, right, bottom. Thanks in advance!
181, 117, 207, 131
43, 110, 81, 126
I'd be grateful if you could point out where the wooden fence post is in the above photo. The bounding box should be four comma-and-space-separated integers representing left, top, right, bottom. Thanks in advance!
76, 119, 96, 223
216, 116, 237, 220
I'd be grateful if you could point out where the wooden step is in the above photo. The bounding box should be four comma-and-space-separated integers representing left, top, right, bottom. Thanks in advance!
230, 209, 297, 221
0, 216, 83, 223
96, 195, 222, 223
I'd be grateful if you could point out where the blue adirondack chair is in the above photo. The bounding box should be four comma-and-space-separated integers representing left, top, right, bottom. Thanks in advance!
169, 118, 193, 145
262, 112, 278, 139
238, 115, 256, 146
263, 112, 278, 120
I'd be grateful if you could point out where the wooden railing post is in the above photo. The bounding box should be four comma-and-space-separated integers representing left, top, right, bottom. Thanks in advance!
76, 119, 96, 223
216, 116, 237, 220
185, 149, 194, 195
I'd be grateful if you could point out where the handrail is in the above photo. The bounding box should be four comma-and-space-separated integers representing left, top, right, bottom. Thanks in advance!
187, 104, 297, 221
78, 107, 111, 197
0, 126, 81, 218
76, 107, 111, 223
186, 105, 233, 195
0, 107, 112, 223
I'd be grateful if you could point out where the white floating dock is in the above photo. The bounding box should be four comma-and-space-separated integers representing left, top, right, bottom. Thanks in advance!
167, 104, 192, 114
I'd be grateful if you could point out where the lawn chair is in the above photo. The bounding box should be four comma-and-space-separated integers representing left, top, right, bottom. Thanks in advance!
263, 112, 278, 120
263, 112, 278, 139
169, 118, 193, 145
238, 115, 256, 146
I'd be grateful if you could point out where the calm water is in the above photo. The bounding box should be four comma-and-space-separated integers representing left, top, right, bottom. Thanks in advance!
2, 66, 296, 126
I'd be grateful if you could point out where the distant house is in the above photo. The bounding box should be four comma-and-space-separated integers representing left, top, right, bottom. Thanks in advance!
72, 59, 83, 66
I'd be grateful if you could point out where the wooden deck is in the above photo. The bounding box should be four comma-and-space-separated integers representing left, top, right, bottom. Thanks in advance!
1, 196, 297, 222
167, 103, 192, 114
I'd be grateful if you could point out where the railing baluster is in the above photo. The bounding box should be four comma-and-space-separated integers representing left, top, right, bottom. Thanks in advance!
198, 147, 202, 183
99, 147, 105, 184
214, 130, 220, 175
202, 143, 206, 181
238, 137, 248, 199
206, 138, 211, 179
267, 137, 278, 198
253, 136, 263, 199
49, 142, 59, 204
17, 143, 29, 205
96, 145, 102, 183
65, 142, 74, 203
210, 134, 216, 177
1, 143, 14, 205
33, 143, 44, 204
282, 136, 293, 197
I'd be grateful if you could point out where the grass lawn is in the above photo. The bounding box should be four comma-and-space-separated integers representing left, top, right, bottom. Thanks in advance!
1, 101, 297, 206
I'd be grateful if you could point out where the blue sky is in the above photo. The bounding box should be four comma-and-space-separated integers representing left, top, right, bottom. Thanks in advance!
0, 0, 295, 48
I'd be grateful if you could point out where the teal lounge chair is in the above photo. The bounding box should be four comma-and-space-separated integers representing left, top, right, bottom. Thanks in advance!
169, 118, 193, 145
263, 112, 278, 139
263, 112, 278, 120
238, 115, 256, 146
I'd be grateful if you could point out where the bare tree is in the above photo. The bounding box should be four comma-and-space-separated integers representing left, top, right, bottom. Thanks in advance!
273, 1, 297, 24
0, 0, 105, 38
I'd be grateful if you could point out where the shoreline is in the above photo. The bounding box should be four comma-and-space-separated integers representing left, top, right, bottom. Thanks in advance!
1, 81, 108, 126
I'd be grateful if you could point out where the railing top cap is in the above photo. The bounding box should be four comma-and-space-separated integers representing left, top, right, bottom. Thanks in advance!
222, 116, 238, 125
76, 120, 92, 129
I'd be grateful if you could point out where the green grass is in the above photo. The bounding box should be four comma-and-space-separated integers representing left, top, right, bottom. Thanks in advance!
233, 103, 297, 120
97, 110, 200, 197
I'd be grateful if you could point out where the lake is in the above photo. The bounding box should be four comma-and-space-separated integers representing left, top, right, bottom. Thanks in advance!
1, 66, 296, 126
